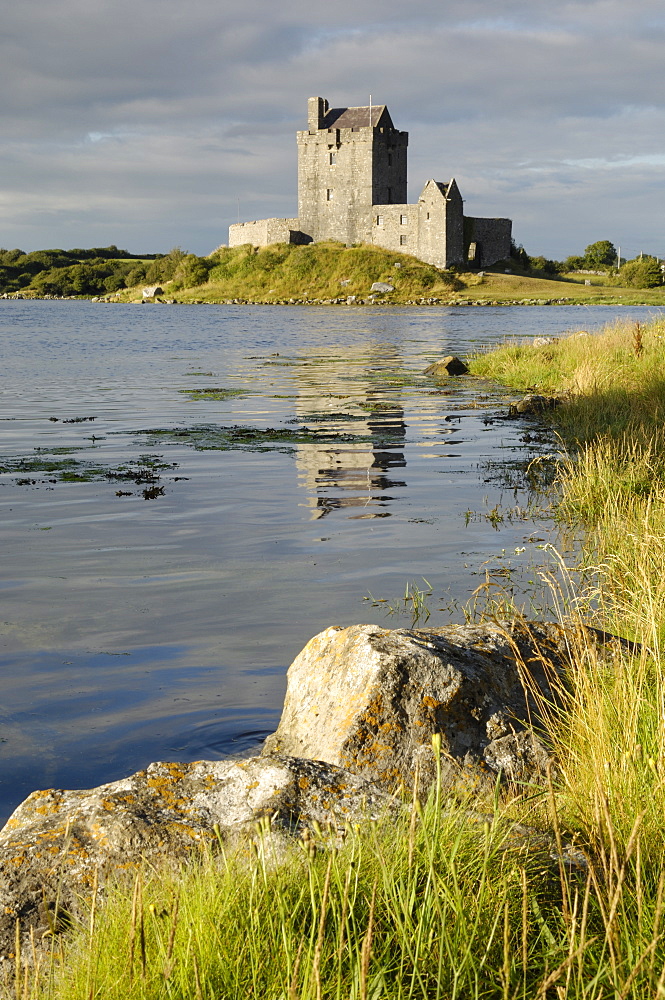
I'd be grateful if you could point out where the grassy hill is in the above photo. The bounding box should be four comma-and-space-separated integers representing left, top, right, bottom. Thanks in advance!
4, 240, 664, 305
116, 242, 462, 305
35, 240, 661, 306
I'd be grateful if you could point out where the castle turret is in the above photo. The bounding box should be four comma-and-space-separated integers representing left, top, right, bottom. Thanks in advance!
307, 97, 329, 131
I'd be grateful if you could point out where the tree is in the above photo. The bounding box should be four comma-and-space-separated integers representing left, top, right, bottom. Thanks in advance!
171, 254, 211, 289
583, 240, 617, 270
618, 256, 662, 289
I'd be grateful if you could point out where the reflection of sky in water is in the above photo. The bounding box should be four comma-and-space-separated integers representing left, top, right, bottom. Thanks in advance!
1, 301, 664, 822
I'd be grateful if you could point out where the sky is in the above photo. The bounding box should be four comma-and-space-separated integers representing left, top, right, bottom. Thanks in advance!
1, 0, 663, 260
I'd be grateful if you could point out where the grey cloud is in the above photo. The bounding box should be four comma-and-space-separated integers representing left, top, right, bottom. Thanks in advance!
0, 0, 663, 255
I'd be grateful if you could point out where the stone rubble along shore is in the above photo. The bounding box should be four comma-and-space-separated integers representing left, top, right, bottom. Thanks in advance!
0, 619, 620, 965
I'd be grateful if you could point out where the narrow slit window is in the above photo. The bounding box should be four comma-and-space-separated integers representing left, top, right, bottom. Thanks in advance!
400, 214, 408, 225
326, 189, 333, 201
329, 152, 336, 165
400, 235, 407, 245
376, 215, 384, 226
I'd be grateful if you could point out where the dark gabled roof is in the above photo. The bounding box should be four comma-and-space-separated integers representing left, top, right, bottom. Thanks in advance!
320, 105, 394, 130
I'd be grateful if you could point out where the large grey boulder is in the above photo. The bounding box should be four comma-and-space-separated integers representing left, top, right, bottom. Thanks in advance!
0, 756, 394, 963
262, 622, 568, 794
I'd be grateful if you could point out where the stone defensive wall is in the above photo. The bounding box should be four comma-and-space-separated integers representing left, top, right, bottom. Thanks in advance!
464, 217, 513, 268
228, 217, 307, 248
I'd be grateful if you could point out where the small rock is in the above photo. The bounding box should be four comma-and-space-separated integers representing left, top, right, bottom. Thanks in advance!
424, 356, 469, 376
508, 394, 561, 416
532, 336, 556, 348
370, 282, 395, 293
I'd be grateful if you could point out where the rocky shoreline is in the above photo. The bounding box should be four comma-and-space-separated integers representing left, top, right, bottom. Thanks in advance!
0, 618, 630, 966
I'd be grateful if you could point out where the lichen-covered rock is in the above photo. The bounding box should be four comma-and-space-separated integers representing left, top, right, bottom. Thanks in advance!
423, 355, 469, 376
262, 622, 567, 794
0, 756, 394, 963
508, 394, 561, 416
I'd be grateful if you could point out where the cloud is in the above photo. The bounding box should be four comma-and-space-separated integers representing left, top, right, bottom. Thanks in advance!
0, 0, 663, 255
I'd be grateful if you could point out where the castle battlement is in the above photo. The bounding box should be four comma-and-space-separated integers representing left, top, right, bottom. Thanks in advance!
228, 96, 511, 269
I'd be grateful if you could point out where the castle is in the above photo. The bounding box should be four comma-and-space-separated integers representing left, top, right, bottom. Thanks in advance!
228, 97, 512, 270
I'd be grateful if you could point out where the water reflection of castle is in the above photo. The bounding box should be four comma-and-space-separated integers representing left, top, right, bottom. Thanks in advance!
293, 346, 407, 519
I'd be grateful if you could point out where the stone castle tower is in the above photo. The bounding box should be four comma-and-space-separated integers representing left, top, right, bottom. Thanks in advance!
229, 97, 511, 270
297, 97, 408, 245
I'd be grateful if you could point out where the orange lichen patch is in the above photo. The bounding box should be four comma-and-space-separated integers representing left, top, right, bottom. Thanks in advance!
7, 857, 25, 867
357, 740, 392, 759
29, 792, 66, 817
146, 763, 192, 810
246, 781, 260, 791
89, 823, 110, 845
36, 830, 62, 842
298, 777, 310, 790
66, 844, 90, 860
422, 696, 443, 710
164, 822, 207, 841
379, 721, 402, 733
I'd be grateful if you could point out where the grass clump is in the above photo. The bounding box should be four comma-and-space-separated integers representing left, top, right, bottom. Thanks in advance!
21, 714, 665, 1000
470, 317, 665, 638
13, 772, 645, 1000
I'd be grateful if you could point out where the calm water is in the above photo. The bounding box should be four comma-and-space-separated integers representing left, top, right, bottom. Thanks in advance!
1, 301, 662, 822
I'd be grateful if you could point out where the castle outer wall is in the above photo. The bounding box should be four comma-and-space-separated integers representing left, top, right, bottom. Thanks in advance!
229, 218, 311, 249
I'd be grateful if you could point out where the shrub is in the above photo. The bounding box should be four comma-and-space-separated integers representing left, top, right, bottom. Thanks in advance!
618, 257, 662, 289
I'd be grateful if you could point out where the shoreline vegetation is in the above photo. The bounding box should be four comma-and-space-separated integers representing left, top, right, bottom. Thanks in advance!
12, 317, 665, 999
2, 242, 665, 306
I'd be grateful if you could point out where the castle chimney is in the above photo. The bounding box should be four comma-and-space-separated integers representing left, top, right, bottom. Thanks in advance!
308, 96, 328, 131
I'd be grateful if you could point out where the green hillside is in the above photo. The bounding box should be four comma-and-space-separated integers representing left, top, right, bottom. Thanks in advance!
115, 242, 665, 306
5, 240, 664, 305
117, 241, 462, 304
